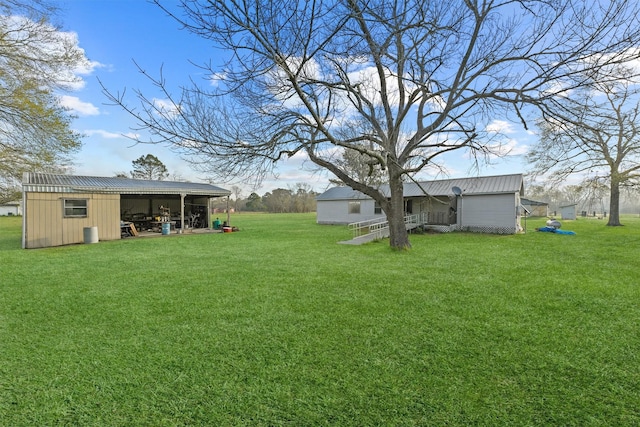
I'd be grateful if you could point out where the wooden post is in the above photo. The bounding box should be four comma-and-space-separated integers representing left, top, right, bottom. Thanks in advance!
207, 197, 212, 229
180, 193, 185, 231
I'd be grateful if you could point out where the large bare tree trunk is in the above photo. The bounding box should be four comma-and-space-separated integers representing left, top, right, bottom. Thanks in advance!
387, 176, 411, 250
607, 178, 622, 226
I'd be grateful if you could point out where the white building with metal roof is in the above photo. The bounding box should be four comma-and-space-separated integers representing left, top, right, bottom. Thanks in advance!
316, 174, 525, 234
22, 172, 231, 248
0, 200, 21, 216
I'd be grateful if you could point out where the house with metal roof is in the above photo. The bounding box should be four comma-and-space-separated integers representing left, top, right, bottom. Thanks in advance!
0, 200, 21, 216
316, 173, 525, 234
21, 172, 231, 248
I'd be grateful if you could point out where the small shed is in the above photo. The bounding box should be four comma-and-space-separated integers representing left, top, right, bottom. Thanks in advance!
559, 204, 577, 220
0, 200, 21, 216
520, 198, 549, 217
22, 172, 230, 249
316, 174, 525, 234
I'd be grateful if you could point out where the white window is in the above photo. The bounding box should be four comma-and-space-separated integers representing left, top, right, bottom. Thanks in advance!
348, 201, 361, 214
64, 199, 88, 217
374, 202, 382, 214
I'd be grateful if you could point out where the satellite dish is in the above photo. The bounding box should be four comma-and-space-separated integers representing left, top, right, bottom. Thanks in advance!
452, 186, 462, 196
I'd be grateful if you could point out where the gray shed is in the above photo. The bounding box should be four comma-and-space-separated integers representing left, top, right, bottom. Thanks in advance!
521, 198, 549, 217
559, 204, 577, 220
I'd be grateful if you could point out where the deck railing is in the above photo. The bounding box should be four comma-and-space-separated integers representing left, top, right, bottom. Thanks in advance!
348, 213, 427, 239
348, 216, 387, 238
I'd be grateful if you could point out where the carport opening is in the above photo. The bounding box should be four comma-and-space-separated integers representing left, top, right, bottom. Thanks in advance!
120, 194, 214, 233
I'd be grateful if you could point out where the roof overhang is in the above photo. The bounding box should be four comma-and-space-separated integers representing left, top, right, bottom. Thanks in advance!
22, 172, 231, 197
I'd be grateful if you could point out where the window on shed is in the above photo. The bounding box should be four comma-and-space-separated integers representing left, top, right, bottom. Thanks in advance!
348, 201, 361, 214
64, 199, 88, 217
374, 202, 382, 214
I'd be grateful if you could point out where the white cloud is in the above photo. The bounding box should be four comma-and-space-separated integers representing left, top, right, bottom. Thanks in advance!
59, 31, 104, 90
345, 64, 414, 108
543, 80, 573, 99
580, 47, 640, 85
486, 119, 517, 134
498, 138, 529, 156
480, 121, 530, 157
153, 98, 180, 117
0, 15, 100, 92
73, 59, 104, 76
71, 59, 107, 90
209, 72, 226, 86
265, 56, 322, 108
59, 95, 99, 116
266, 57, 415, 117
83, 129, 138, 139
472, 138, 528, 160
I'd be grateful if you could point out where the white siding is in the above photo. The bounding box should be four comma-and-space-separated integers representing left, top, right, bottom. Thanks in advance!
460, 194, 518, 233
316, 177, 524, 234
316, 199, 381, 224
560, 205, 577, 220
0, 204, 20, 216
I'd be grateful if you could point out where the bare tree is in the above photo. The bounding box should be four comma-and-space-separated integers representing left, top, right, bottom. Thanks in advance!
327, 119, 388, 188
529, 82, 640, 226
290, 182, 317, 213
328, 144, 387, 188
104, 0, 640, 249
263, 188, 293, 213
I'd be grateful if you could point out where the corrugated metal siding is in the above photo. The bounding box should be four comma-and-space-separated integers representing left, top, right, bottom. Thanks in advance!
24, 192, 120, 249
460, 194, 518, 233
403, 174, 523, 197
25, 193, 60, 248
92, 194, 121, 242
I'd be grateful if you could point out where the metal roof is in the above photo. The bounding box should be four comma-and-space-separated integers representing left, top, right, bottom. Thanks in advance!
404, 174, 524, 197
316, 174, 524, 201
521, 198, 548, 206
22, 172, 231, 196
314, 186, 375, 201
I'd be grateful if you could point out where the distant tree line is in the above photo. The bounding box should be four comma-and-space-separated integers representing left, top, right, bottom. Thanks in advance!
114, 156, 318, 214
526, 180, 640, 217
212, 183, 318, 213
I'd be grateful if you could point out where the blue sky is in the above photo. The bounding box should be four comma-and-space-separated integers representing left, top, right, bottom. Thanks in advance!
58, 0, 532, 195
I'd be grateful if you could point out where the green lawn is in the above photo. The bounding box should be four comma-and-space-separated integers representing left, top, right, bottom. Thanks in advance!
1, 213, 639, 425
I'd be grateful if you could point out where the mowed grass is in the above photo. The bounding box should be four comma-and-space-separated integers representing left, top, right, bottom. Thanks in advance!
1, 213, 639, 425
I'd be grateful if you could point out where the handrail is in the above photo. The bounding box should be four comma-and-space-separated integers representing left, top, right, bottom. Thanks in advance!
348, 216, 387, 237
348, 213, 426, 238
